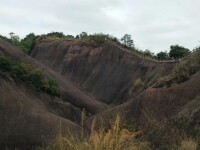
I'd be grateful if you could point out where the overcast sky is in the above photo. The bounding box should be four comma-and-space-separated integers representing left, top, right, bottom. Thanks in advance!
1, 0, 200, 53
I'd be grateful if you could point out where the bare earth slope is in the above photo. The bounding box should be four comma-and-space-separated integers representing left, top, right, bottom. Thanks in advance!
0, 39, 108, 148
0, 72, 82, 147
86, 65, 200, 130
0, 39, 108, 114
31, 40, 174, 104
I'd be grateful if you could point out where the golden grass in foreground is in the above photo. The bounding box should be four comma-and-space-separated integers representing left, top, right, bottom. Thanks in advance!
179, 139, 197, 150
36, 115, 151, 150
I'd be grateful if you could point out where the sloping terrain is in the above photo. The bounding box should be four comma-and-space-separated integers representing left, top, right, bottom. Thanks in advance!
31, 39, 200, 128
85, 56, 200, 131
0, 39, 108, 148
0, 72, 82, 147
31, 40, 174, 104
0, 39, 108, 115
1, 37, 200, 149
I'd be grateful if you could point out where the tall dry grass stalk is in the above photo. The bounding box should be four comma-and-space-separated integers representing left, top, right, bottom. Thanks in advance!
179, 139, 197, 150
36, 115, 151, 150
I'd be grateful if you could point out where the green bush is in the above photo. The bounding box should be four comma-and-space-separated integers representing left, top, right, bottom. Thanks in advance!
174, 64, 190, 83
0, 57, 60, 97
0, 57, 12, 72
154, 50, 200, 87
29, 69, 44, 89
11, 62, 32, 81
41, 78, 60, 97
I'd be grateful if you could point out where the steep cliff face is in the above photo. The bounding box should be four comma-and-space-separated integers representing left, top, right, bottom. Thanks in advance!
85, 70, 200, 131
0, 72, 82, 146
0, 39, 108, 115
32, 40, 174, 104
0, 39, 105, 147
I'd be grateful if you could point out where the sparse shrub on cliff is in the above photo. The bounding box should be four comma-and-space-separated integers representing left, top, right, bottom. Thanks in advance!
88, 34, 107, 46
41, 78, 60, 97
0, 57, 60, 97
11, 62, 32, 81
131, 78, 144, 91
0, 57, 12, 72
154, 50, 200, 87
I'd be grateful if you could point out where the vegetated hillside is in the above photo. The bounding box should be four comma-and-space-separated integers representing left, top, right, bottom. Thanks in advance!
0, 39, 108, 115
1, 36, 200, 149
0, 39, 93, 147
0, 38, 108, 148
31, 39, 174, 104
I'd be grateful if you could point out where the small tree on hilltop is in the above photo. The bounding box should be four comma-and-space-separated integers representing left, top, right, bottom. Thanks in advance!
80, 32, 88, 39
157, 51, 169, 60
9, 32, 20, 46
121, 34, 134, 48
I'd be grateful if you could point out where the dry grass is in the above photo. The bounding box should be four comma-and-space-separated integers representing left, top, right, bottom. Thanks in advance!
36, 115, 151, 150
131, 78, 144, 91
179, 139, 197, 150
154, 50, 200, 88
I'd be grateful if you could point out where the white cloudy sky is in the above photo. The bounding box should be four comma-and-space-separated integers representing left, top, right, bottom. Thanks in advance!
1, 0, 200, 53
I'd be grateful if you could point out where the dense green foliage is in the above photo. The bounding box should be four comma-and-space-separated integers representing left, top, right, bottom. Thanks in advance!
0, 57, 12, 72
7, 32, 37, 54
0, 57, 60, 97
169, 45, 190, 59
46, 32, 66, 38
19, 33, 36, 54
157, 51, 169, 60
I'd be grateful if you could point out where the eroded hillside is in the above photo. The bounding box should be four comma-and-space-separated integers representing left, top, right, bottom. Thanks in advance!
31, 39, 174, 104
1, 37, 200, 149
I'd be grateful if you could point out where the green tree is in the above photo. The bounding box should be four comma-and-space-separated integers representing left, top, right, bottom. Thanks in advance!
46, 32, 65, 38
75, 35, 80, 39
42, 78, 60, 97
143, 49, 155, 58
169, 45, 190, 59
0, 57, 11, 72
65, 35, 74, 39
157, 51, 169, 60
19, 33, 36, 54
121, 34, 134, 48
9, 32, 20, 46
80, 32, 88, 39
